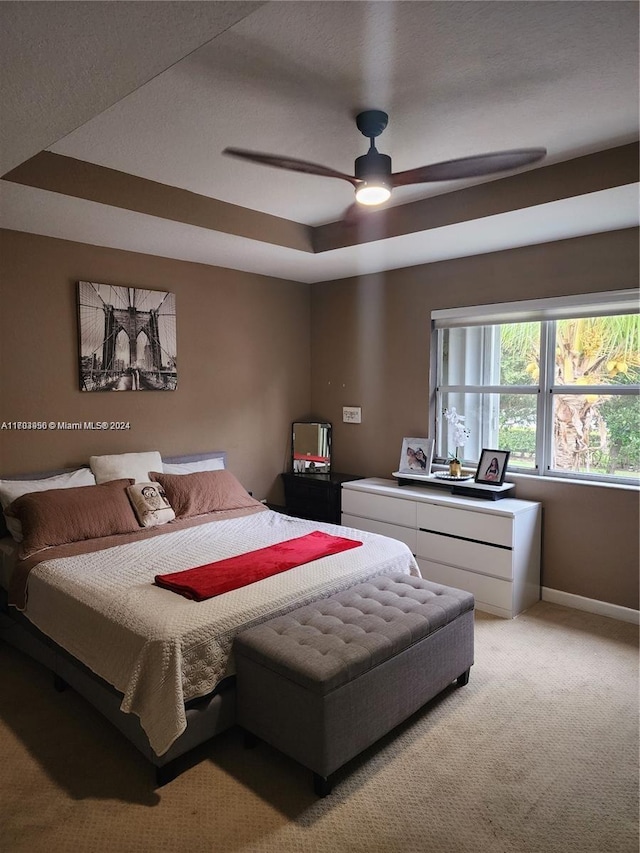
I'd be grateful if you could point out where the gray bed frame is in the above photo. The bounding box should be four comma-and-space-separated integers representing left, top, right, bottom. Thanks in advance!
0, 451, 237, 785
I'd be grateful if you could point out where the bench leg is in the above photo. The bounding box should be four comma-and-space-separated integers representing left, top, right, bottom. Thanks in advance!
457, 668, 470, 687
313, 772, 332, 798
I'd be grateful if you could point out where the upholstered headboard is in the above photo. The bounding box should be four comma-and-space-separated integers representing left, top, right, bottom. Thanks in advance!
162, 451, 227, 466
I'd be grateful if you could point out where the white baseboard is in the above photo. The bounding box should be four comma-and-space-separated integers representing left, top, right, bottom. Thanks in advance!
542, 587, 640, 625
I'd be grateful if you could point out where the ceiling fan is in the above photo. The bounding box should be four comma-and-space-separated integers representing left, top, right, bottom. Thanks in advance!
223, 109, 547, 211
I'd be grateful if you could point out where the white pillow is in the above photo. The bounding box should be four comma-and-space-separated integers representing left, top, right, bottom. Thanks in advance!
0, 468, 97, 542
162, 457, 225, 475
90, 451, 163, 485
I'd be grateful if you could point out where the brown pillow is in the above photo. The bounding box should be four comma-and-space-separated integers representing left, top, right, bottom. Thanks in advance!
6, 478, 139, 558
149, 470, 262, 519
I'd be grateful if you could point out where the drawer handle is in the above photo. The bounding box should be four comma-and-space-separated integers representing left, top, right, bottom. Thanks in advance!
419, 528, 512, 551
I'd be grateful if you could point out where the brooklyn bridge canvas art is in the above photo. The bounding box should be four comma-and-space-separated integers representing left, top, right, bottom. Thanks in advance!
78, 282, 177, 391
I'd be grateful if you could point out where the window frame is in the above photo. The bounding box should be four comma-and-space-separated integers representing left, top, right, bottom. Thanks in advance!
432, 291, 640, 486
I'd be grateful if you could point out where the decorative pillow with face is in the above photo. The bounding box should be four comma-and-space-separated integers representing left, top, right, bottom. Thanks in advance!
127, 482, 176, 528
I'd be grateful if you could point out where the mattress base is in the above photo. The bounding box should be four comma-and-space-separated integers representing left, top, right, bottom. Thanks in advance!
0, 596, 236, 781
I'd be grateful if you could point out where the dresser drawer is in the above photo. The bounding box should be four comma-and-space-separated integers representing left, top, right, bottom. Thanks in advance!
290, 502, 334, 523
341, 513, 417, 553
417, 530, 513, 580
417, 558, 514, 614
282, 474, 341, 523
341, 490, 416, 528
416, 503, 513, 548
286, 485, 332, 518
285, 478, 330, 500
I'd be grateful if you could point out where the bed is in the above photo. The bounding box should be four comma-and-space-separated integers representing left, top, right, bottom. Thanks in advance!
0, 451, 419, 784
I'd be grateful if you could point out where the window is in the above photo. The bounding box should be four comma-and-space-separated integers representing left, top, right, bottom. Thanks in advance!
433, 291, 640, 484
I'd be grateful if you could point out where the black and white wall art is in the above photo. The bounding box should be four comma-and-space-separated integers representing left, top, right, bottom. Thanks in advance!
78, 282, 177, 391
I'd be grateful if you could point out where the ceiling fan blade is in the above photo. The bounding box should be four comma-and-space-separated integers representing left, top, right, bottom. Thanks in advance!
223, 148, 358, 185
391, 148, 547, 186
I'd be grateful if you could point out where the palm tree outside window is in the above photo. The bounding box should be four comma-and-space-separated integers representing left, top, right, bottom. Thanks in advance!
433, 292, 639, 484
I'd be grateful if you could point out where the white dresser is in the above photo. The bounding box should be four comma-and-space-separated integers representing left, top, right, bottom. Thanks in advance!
342, 478, 541, 619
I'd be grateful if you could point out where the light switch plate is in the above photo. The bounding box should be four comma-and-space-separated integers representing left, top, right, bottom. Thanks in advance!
343, 406, 362, 423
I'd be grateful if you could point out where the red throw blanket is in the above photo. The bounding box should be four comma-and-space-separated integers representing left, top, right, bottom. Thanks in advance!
154, 530, 363, 601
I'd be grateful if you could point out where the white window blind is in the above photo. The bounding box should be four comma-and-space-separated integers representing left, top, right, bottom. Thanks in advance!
432, 290, 639, 328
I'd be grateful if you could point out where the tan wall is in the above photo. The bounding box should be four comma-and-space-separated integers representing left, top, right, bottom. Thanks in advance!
0, 230, 311, 504
1, 227, 637, 609
311, 228, 640, 609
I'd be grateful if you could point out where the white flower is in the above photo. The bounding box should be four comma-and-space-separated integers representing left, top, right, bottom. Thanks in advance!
443, 407, 471, 457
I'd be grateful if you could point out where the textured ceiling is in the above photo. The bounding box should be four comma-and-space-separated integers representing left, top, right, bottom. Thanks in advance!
1, 1, 638, 282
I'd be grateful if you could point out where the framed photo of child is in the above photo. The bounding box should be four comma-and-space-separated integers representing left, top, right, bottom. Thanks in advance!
475, 449, 510, 486
398, 438, 434, 474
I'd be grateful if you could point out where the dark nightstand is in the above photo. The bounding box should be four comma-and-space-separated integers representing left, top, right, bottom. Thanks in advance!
281, 472, 363, 523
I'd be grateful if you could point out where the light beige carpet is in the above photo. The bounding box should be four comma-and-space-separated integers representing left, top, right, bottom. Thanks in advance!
1, 601, 638, 853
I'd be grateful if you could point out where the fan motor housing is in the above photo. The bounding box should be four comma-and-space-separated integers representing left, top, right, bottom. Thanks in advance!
355, 150, 392, 182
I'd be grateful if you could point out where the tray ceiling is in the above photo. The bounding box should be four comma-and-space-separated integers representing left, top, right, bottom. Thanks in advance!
1, 1, 638, 283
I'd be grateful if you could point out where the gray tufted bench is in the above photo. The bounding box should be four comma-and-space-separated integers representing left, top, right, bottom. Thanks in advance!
234, 573, 474, 796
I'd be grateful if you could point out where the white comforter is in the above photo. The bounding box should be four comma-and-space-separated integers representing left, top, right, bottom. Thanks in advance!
22, 510, 420, 755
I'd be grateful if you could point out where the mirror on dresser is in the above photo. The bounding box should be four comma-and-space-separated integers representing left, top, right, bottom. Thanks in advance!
291, 421, 332, 474
284, 422, 362, 523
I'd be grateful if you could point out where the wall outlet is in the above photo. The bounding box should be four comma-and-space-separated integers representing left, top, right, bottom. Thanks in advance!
343, 406, 362, 424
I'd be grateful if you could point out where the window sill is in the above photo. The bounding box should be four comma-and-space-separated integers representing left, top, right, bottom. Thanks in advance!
432, 464, 639, 492
508, 470, 639, 492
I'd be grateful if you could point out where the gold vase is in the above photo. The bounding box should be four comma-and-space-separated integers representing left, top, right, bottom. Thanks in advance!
449, 459, 462, 478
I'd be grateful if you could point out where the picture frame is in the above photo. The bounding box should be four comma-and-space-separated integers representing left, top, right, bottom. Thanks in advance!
475, 449, 510, 486
398, 437, 434, 474
77, 281, 177, 392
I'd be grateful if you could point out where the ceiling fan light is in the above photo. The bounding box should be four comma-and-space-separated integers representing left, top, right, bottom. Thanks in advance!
355, 183, 391, 205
